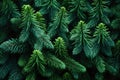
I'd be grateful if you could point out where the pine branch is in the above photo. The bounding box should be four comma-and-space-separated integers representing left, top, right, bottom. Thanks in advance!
48, 7, 69, 42
0, 0, 20, 26
19, 5, 54, 50
39, 0, 60, 19
70, 21, 95, 58
0, 39, 26, 54
94, 56, 106, 73
93, 23, 115, 56
19, 5, 36, 42
54, 37, 68, 57
0, 0, 20, 17
23, 50, 45, 74
69, 0, 88, 20
35, 12, 46, 31
45, 54, 66, 69
63, 57, 86, 73
33, 26, 54, 50
54, 37, 86, 73
88, 0, 110, 28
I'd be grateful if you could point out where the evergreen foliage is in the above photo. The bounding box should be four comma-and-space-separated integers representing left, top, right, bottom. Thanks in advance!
93, 23, 115, 56
0, 0, 20, 26
54, 37, 68, 57
23, 50, 45, 74
54, 37, 86, 74
0, 0, 120, 80
48, 7, 69, 42
87, 0, 110, 28
95, 56, 106, 73
45, 54, 66, 69
0, 39, 26, 53
70, 21, 95, 58
69, 0, 88, 21
39, 0, 60, 19
19, 5, 54, 50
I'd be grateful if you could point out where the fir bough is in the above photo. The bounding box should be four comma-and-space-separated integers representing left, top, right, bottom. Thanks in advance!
88, 0, 110, 28
0, 0, 120, 80
93, 23, 115, 56
70, 21, 95, 58
19, 5, 54, 50
48, 7, 69, 42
